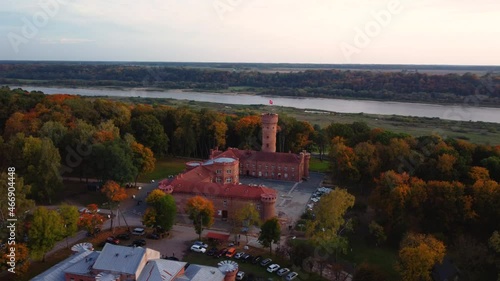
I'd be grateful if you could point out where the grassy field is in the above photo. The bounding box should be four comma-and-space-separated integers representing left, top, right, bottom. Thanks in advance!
309, 158, 329, 173
114, 97, 500, 146
137, 157, 189, 182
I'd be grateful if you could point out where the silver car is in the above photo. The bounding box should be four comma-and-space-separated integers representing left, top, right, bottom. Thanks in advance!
286, 272, 298, 280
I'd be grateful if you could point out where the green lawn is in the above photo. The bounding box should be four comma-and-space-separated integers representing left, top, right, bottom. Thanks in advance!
138, 157, 189, 182
309, 158, 329, 173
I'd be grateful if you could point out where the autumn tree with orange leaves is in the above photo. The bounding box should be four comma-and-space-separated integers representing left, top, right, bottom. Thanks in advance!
185, 196, 215, 239
101, 181, 127, 233
78, 204, 104, 236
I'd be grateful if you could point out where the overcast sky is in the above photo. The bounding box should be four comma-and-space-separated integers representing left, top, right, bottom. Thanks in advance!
1, 0, 499, 65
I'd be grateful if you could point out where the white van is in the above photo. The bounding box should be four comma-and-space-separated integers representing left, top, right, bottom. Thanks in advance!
132, 227, 145, 236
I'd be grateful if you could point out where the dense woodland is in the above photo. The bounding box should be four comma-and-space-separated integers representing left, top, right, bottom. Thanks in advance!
0, 63, 499, 105
0, 86, 499, 280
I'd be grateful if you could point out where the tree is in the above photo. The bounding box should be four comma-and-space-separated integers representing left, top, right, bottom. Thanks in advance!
131, 114, 169, 156
235, 203, 261, 242
258, 217, 281, 254
489, 231, 500, 281
77, 204, 104, 236
143, 191, 176, 233
101, 181, 128, 233
397, 233, 446, 281
58, 204, 80, 248
28, 207, 65, 261
185, 196, 215, 239
0, 173, 34, 239
18, 136, 62, 203
131, 141, 156, 186
368, 221, 387, 246
0, 243, 30, 276
89, 139, 137, 184
305, 188, 355, 277
329, 137, 360, 183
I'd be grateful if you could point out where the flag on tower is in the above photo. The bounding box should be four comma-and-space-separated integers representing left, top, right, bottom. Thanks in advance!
269, 99, 273, 105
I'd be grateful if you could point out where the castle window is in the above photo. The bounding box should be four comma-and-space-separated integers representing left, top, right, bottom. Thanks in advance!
265, 172, 268, 177
216, 169, 222, 174
284, 167, 288, 171
223, 200, 228, 208
291, 167, 295, 172
258, 164, 261, 169
226, 169, 231, 174
246, 163, 249, 168
226, 178, 232, 183
265, 165, 268, 169
240, 169, 243, 174
216, 177, 222, 183
278, 166, 281, 171
284, 173, 288, 178
256, 203, 261, 211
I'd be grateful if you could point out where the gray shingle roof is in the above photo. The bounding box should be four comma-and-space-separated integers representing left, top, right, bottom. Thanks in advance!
92, 244, 149, 275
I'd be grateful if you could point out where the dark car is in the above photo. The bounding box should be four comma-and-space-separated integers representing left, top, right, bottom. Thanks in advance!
132, 239, 146, 247
251, 255, 262, 264
116, 233, 130, 240
207, 247, 218, 256
260, 258, 272, 267
106, 236, 119, 245
215, 248, 228, 258
147, 233, 160, 240
241, 253, 251, 262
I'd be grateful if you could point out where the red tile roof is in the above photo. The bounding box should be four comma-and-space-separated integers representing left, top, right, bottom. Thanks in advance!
168, 180, 276, 200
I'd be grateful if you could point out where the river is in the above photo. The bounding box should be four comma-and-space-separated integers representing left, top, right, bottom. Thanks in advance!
11, 86, 500, 123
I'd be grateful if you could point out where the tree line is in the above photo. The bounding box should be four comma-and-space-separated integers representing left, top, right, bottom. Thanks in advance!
1, 63, 498, 105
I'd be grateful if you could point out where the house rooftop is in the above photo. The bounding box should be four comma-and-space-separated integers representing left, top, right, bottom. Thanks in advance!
31, 250, 95, 281
92, 244, 158, 275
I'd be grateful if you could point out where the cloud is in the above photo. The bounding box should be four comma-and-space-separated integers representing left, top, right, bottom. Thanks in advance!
39, 37, 94, 44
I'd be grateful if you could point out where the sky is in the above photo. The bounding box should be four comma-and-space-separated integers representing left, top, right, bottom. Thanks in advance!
0, 0, 499, 65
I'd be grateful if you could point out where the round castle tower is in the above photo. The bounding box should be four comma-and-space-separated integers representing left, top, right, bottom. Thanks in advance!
260, 193, 277, 221
261, 113, 278, 153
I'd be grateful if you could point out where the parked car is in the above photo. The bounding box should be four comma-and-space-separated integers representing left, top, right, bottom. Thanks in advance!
285, 272, 298, 280
79, 207, 101, 214
106, 236, 119, 245
116, 233, 130, 240
215, 248, 228, 258
277, 268, 290, 276
132, 239, 146, 247
234, 252, 245, 259
206, 247, 218, 256
147, 233, 160, 240
132, 227, 145, 236
190, 245, 207, 253
241, 253, 251, 262
236, 271, 245, 281
193, 241, 208, 248
260, 258, 272, 267
251, 255, 262, 264
225, 247, 236, 258
267, 264, 280, 273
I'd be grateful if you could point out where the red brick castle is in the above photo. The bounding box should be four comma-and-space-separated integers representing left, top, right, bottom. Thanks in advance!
158, 113, 310, 221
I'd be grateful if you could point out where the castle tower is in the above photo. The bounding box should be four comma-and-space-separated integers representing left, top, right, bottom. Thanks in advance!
261, 113, 278, 152
260, 193, 277, 221
303, 151, 311, 178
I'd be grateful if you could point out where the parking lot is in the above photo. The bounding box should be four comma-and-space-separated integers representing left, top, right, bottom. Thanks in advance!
240, 172, 325, 227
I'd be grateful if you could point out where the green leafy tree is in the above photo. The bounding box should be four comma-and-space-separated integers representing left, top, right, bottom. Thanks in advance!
28, 207, 65, 261
368, 221, 387, 246
305, 188, 355, 277
185, 196, 215, 240
131, 114, 169, 156
58, 204, 80, 248
143, 191, 177, 232
0, 173, 34, 239
21, 136, 62, 203
90, 139, 137, 184
258, 217, 281, 254
131, 141, 156, 186
235, 203, 261, 242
